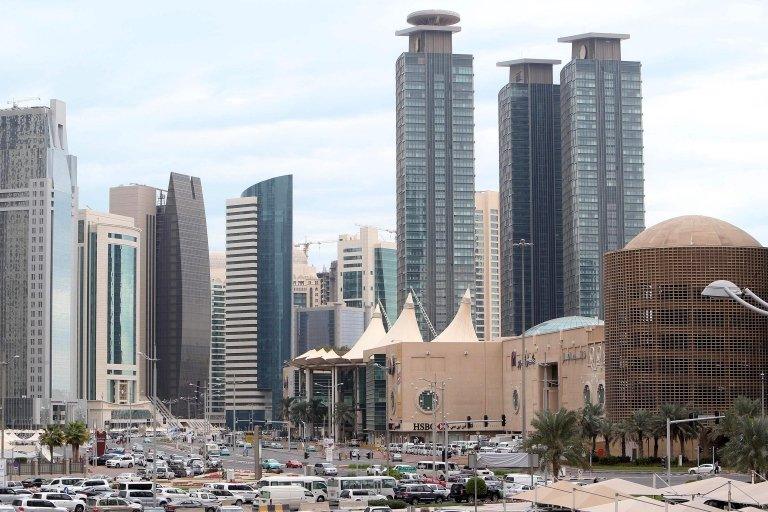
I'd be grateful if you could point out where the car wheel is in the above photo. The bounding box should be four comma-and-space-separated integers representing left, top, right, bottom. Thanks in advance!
206, 508, 216, 512
435, 498, 443, 504
689, 470, 695, 474
75, 505, 84, 512
235, 500, 243, 506
316, 496, 325, 502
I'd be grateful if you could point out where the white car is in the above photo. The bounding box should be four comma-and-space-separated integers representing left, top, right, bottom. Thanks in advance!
115, 473, 142, 483
106, 455, 134, 468
156, 488, 189, 505
689, 463, 716, 475
367, 465, 387, 476
11, 498, 68, 512
31, 493, 85, 512
40, 479, 85, 493
424, 484, 450, 499
338, 490, 387, 502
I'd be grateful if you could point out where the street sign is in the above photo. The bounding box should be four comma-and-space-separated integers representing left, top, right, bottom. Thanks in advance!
437, 422, 446, 431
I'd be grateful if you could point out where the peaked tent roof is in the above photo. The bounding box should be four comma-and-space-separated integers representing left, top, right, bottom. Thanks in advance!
379, 293, 423, 345
343, 305, 388, 362
432, 289, 479, 343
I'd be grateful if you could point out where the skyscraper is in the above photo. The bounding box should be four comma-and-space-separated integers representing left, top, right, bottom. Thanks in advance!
109, 184, 159, 397
395, 10, 475, 337
76, 210, 141, 406
559, 33, 645, 317
497, 59, 564, 336
337, 226, 397, 324
240, 175, 293, 420
0, 100, 82, 426
155, 172, 211, 418
209, 251, 226, 426
293, 248, 322, 308
473, 191, 500, 341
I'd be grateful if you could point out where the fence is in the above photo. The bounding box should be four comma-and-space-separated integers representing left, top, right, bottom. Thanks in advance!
5, 458, 86, 477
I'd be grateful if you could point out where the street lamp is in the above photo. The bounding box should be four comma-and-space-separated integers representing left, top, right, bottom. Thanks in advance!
703, 280, 768, 416
1, 354, 20, 484
137, 351, 159, 504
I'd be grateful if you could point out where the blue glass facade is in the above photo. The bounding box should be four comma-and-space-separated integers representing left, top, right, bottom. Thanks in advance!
107, 244, 136, 365
498, 63, 564, 336
560, 39, 644, 317
374, 247, 397, 324
242, 175, 293, 418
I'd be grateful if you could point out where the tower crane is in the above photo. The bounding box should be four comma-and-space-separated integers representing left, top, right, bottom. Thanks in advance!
354, 223, 397, 236
294, 238, 337, 257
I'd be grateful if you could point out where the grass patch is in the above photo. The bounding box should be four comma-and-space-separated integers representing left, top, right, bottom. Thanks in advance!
347, 463, 371, 469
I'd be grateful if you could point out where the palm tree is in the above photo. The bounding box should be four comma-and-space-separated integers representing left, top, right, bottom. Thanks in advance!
617, 419, 630, 458
333, 402, 356, 437
711, 396, 760, 443
580, 400, 604, 456
307, 398, 327, 437
598, 418, 615, 457
40, 425, 65, 461
63, 421, 90, 460
659, 403, 687, 458
721, 416, 768, 479
290, 400, 310, 436
625, 409, 653, 458
523, 408, 586, 481
650, 413, 666, 459
281, 397, 295, 422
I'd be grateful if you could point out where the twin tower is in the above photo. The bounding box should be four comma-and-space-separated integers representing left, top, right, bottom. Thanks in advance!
394, 10, 643, 337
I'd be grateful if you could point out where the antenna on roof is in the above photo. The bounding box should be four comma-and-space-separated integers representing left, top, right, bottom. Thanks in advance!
410, 287, 437, 339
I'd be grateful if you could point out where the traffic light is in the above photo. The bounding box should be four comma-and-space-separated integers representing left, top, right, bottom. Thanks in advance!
366, 451, 372, 459
483, 415, 489, 427
714, 411, 720, 425
466, 416, 473, 428
304, 451, 309, 459
501, 414, 507, 427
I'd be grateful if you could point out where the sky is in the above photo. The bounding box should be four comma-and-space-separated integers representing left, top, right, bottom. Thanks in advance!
2, 0, 766, 268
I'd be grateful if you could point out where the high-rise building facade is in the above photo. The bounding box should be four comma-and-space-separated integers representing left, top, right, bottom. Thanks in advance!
474, 191, 500, 341
317, 265, 336, 305
209, 251, 226, 426
240, 175, 293, 420
294, 304, 364, 355
0, 100, 83, 426
395, 10, 475, 337
337, 227, 397, 324
497, 59, 564, 336
293, 248, 322, 308
155, 172, 211, 418
109, 184, 159, 397
559, 33, 645, 318
76, 210, 141, 405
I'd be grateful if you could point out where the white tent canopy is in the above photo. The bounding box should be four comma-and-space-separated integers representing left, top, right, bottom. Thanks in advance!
378, 293, 423, 345
431, 289, 479, 343
343, 305, 388, 362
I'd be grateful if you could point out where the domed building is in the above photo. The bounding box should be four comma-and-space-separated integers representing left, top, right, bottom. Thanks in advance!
604, 215, 768, 420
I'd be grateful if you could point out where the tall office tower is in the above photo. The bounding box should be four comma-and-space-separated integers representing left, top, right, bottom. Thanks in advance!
76, 210, 141, 406
109, 184, 159, 397
497, 59, 564, 336
155, 173, 211, 418
0, 100, 82, 427
337, 226, 397, 324
317, 267, 333, 305
395, 10, 475, 337
559, 33, 644, 317
240, 175, 292, 421
328, 261, 338, 303
474, 191, 500, 341
209, 251, 226, 426
292, 248, 322, 308
294, 304, 364, 355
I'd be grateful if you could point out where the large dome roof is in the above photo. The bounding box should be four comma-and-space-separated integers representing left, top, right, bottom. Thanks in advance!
623, 215, 761, 251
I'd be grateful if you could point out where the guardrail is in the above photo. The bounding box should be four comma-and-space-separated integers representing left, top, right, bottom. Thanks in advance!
5, 458, 86, 476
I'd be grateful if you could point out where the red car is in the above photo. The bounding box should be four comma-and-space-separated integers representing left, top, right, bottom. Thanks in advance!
285, 460, 303, 468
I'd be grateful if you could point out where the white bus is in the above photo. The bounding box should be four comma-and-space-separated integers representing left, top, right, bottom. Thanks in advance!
326, 476, 397, 500
415, 461, 459, 479
256, 476, 328, 501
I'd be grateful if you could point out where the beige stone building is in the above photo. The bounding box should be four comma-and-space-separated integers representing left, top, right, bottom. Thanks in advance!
474, 191, 501, 340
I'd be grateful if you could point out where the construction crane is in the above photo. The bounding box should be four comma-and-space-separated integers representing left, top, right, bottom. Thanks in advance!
6, 97, 40, 108
294, 238, 337, 257
355, 223, 397, 236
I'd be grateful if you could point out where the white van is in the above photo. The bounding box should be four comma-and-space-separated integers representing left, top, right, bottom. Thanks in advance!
258, 485, 313, 508
415, 461, 458, 478
205, 443, 221, 456
504, 473, 545, 486
203, 483, 256, 503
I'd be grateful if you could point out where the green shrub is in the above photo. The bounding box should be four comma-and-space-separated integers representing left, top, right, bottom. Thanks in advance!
465, 477, 487, 497
368, 499, 407, 509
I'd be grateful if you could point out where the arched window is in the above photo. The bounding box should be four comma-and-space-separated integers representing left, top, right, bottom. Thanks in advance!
583, 384, 591, 404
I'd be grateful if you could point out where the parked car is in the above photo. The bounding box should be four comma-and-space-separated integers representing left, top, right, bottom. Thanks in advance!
90, 454, 119, 466
219, 448, 230, 456
0, 489, 20, 505
156, 489, 189, 506
284, 460, 302, 468
163, 499, 204, 512
338, 490, 387, 502
394, 484, 443, 504
391, 453, 403, 462
206, 490, 246, 507
187, 491, 234, 509
367, 465, 387, 476
261, 459, 283, 472
114, 474, 141, 483
78, 481, 111, 493
363, 507, 391, 512
85, 496, 141, 512
424, 484, 450, 499
31, 493, 86, 512
41, 479, 85, 493
3, 485, 22, 492
448, 481, 500, 503
117, 490, 158, 508
10, 498, 68, 512
313, 463, 337, 476
21, 479, 49, 490
689, 464, 716, 475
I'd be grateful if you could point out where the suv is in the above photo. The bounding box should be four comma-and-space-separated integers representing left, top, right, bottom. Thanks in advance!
31, 493, 86, 512
0, 489, 20, 505
394, 484, 443, 504
11, 499, 67, 512
85, 497, 140, 512
313, 463, 337, 476
448, 481, 501, 503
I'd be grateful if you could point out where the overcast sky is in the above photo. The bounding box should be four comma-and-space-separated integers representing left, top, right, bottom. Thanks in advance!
2, 0, 766, 268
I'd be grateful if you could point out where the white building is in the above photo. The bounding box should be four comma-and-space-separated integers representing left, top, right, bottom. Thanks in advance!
474, 191, 501, 340
209, 251, 226, 426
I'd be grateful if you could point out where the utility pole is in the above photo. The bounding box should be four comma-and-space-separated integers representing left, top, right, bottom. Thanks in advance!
513, 239, 533, 480
254, 425, 262, 479
666, 414, 724, 484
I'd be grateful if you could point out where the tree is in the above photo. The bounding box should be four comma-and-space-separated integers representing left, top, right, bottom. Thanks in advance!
580, 400, 604, 456
40, 425, 65, 461
333, 402, 356, 439
598, 418, 615, 457
523, 408, 586, 481
465, 477, 487, 502
616, 419, 629, 458
659, 403, 688, 458
721, 416, 768, 479
625, 409, 653, 458
650, 413, 666, 459
63, 421, 89, 460
281, 397, 295, 422
711, 396, 760, 443
307, 398, 327, 436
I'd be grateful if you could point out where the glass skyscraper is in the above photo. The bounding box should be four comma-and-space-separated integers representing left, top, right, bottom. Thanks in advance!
395, 10, 475, 337
497, 59, 564, 336
156, 172, 211, 418
241, 175, 292, 420
559, 33, 645, 317
0, 100, 82, 426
